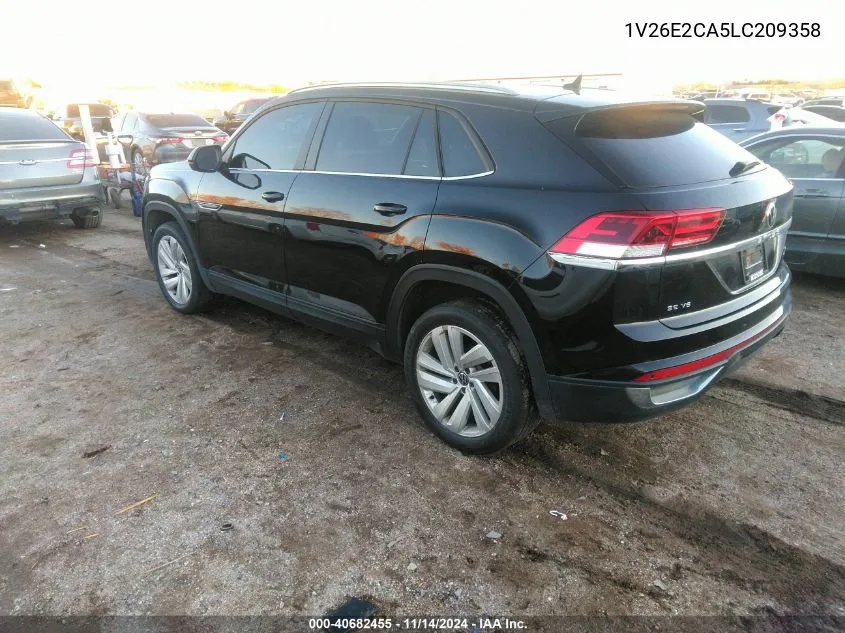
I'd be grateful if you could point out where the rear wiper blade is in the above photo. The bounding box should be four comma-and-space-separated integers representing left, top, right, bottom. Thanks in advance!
730, 160, 761, 177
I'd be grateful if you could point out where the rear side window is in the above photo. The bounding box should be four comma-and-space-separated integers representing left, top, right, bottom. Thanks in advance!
767, 106, 783, 115
230, 102, 322, 170
546, 108, 762, 188
404, 109, 438, 177
317, 102, 420, 175
438, 110, 486, 176
706, 105, 751, 124
0, 113, 68, 142
746, 137, 845, 179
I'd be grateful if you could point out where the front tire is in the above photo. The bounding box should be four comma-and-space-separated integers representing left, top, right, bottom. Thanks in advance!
404, 300, 536, 455
151, 222, 211, 314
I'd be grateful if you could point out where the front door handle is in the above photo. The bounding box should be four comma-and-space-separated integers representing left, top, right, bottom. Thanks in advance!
373, 202, 407, 216
261, 191, 285, 203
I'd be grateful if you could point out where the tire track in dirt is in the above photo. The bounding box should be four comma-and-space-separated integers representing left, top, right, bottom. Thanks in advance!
505, 430, 845, 615
716, 378, 845, 426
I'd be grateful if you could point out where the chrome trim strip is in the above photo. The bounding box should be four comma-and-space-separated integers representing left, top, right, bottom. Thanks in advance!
659, 275, 782, 329
309, 169, 441, 180
619, 284, 782, 342
631, 304, 785, 367
227, 168, 299, 174
548, 252, 618, 271
618, 220, 791, 267
226, 167, 494, 181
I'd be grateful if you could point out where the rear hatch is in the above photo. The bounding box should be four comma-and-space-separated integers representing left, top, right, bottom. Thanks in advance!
0, 113, 87, 190
540, 102, 793, 326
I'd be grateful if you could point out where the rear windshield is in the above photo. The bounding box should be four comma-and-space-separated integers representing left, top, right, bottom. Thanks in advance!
67, 104, 113, 118
145, 113, 209, 128
0, 112, 69, 142
544, 108, 762, 188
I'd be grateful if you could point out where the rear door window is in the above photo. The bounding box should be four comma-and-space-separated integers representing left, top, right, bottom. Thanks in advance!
404, 109, 438, 177
229, 102, 322, 170
544, 108, 763, 188
746, 137, 845, 179
316, 102, 421, 175
438, 110, 486, 176
706, 105, 751, 124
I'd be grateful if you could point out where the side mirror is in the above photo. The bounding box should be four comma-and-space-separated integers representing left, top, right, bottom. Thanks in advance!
117, 134, 133, 145
189, 144, 222, 173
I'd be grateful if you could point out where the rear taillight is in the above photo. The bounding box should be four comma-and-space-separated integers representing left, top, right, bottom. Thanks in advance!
212, 135, 227, 143
550, 209, 725, 259
155, 137, 183, 145
67, 148, 98, 168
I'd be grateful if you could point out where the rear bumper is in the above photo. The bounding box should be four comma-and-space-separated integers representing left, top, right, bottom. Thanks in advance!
0, 181, 104, 224
545, 282, 791, 423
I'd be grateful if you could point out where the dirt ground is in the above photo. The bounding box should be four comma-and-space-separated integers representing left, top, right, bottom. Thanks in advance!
1, 209, 844, 623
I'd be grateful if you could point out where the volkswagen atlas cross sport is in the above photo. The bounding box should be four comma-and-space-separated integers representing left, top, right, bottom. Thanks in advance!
140, 83, 793, 454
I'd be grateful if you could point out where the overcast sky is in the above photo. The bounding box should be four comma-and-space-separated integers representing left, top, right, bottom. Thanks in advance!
2, 0, 838, 90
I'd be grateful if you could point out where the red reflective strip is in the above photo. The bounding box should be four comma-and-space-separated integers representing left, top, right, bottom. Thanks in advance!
633, 326, 772, 383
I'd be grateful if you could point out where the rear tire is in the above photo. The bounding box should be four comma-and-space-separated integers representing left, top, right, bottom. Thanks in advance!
404, 299, 537, 455
151, 222, 212, 314
70, 207, 102, 229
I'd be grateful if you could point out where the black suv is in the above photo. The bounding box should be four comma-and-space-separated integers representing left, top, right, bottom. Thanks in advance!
141, 83, 793, 454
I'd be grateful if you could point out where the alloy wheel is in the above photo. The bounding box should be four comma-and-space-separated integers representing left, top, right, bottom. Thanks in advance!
415, 325, 503, 437
157, 235, 192, 305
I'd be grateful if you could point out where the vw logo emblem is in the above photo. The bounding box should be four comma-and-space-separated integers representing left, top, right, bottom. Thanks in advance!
762, 201, 777, 230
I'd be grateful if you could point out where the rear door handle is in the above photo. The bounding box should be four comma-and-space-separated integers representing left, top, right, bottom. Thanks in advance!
261, 191, 285, 203
373, 202, 407, 216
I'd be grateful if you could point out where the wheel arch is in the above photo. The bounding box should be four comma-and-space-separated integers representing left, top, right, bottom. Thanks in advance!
143, 198, 213, 290
386, 264, 553, 418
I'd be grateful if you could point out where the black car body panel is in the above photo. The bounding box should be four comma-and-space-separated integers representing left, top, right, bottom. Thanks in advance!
142, 83, 794, 423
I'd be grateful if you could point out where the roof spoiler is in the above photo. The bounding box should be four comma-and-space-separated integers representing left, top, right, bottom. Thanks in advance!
535, 99, 705, 123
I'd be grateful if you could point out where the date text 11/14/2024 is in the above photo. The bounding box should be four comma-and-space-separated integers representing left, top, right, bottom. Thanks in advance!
308, 617, 528, 630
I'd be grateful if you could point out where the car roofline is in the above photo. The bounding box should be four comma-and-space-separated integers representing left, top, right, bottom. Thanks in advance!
287, 81, 520, 96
